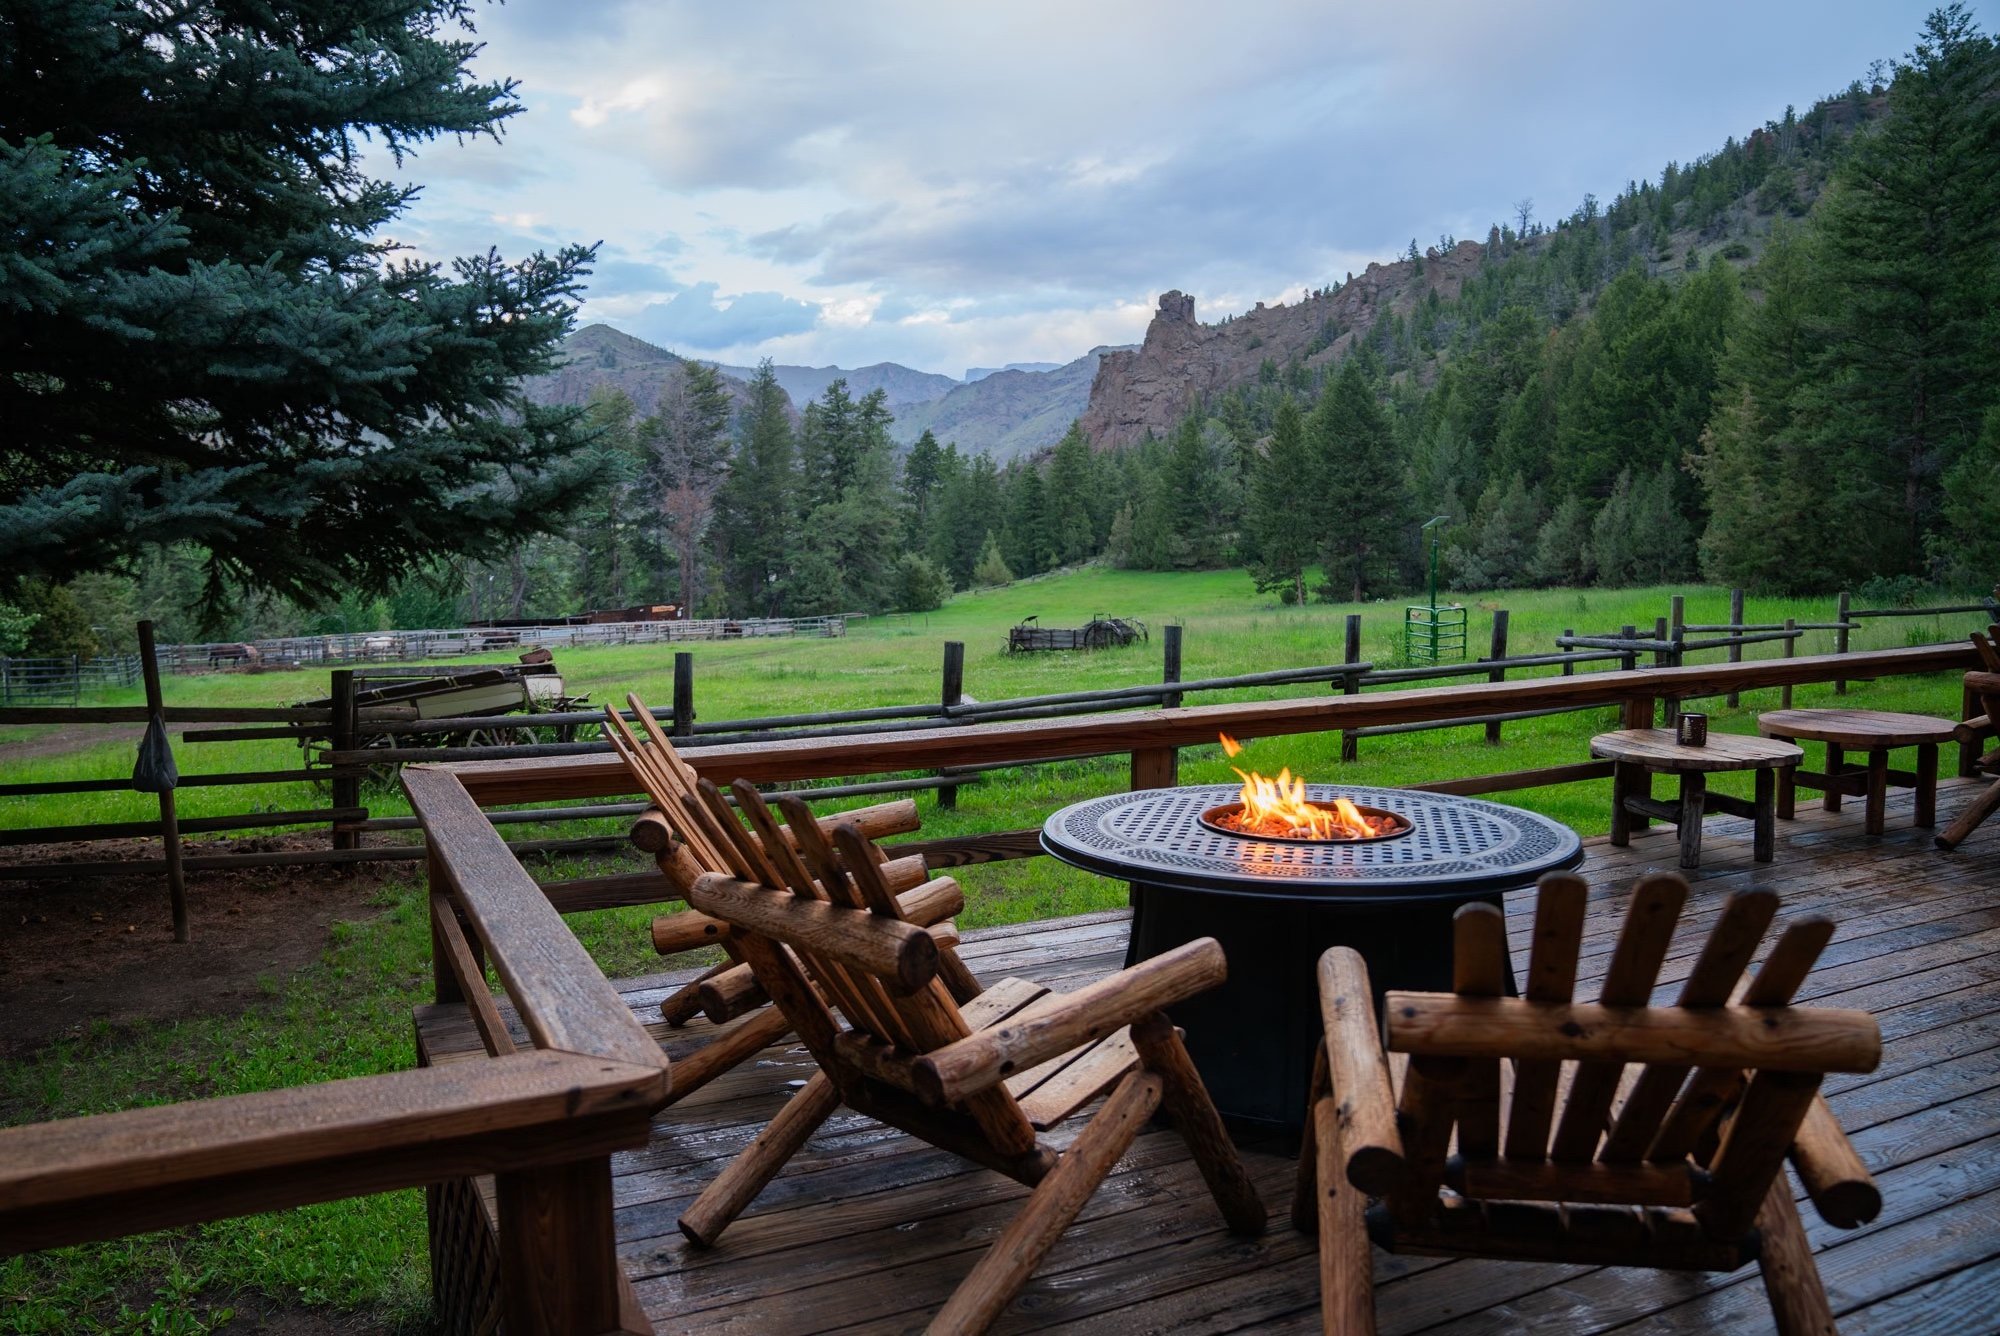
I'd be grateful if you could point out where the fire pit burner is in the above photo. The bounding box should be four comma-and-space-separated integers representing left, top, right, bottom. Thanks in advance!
1197, 800, 1411, 844
1041, 784, 1583, 1130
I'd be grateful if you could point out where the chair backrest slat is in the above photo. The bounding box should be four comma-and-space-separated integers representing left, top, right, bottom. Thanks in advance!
1504, 873, 1588, 1160
1646, 916, 1834, 1164
1550, 874, 1688, 1161
1600, 890, 1778, 1162
1452, 903, 1510, 1160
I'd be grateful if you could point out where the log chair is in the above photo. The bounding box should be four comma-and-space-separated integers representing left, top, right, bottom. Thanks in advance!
1937, 660, 2000, 852
605, 696, 983, 1105
664, 781, 1267, 1334
1294, 871, 1882, 1336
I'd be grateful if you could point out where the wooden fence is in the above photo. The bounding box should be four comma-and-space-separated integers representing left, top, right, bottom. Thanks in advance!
2, 592, 1991, 908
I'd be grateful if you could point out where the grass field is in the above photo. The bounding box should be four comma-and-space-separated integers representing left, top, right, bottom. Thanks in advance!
0, 567, 1985, 1330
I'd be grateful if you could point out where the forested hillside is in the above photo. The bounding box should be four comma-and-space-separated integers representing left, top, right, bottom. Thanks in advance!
10, 7, 1992, 655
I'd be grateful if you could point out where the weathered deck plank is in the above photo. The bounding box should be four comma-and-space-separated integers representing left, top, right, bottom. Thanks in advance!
424, 777, 1999, 1332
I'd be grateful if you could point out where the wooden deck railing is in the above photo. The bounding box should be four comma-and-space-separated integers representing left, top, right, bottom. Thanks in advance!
0, 764, 669, 1336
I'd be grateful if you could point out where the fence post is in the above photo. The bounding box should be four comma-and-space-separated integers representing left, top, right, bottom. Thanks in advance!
1133, 625, 1183, 790
138, 622, 189, 942
1485, 610, 1510, 745
938, 641, 965, 811
1726, 588, 1745, 708
1620, 625, 1638, 674
1561, 629, 1575, 677
1341, 614, 1362, 762
1782, 617, 1797, 710
1653, 615, 1681, 729
1161, 623, 1184, 709
672, 653, 695, 738
330, 669, 359, 854
1835, 591, 1851, 695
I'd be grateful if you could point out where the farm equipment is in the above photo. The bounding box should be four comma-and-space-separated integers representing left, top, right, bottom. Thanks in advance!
1007, 613, 1149, 652
298, 655, 590, 785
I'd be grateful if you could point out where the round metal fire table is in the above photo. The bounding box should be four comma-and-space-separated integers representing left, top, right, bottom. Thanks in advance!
1041, 784, 1583, 1130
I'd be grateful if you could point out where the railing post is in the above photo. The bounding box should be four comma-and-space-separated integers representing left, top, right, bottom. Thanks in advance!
495, 1157, 631, 1336
1134, 625, 1183, 789
672, 652, 695, 738
1782, 617, 1797, 710
1726, 588, 1745, 708
1835, 591, 1851, 695
429, 849, 465, 1006
1620, 625, 1638, 674
138, 621, 189, 943
1653, 616, 1680, 729
1485, 610, 1510, 745
1561, 629, 1575, 677
330, 668, 358, 854
1341, 614, 1362, 762
938, 640, 965, 811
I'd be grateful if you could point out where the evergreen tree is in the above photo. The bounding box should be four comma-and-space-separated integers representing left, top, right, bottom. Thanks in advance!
1799, 3, 2000, 577
900, 429, 946, 550
891, 553, 952, 612
971, 533, 1014, 587
0, 1, 600, 619
1246, 397, 1317, 604
1446, 473, 1543, 589
1311, 362, 1410, 601
570, 389, 650, 609
1527, 493, 1595, 586
1001, 463, 1051, 576
711, 362, 797, 616
1043, 424, 1098, 565
646, 361, 732, 613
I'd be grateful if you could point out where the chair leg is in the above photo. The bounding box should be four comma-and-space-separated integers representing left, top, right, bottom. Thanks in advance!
1677, 772, 1707, 870
1131, 1014, 1267, 1235
1314, 1089, 1377, 1336
1293, 1045, 1329, 1233
1754, 1174, 1837, 1336
679, 1071, 840, 1247
930, 1071, 1162, 1335
1754, 768, 1776, 863
1936, 778, 2000, 851
1610, 762, 1633, 846
1823, 743, 1844, 812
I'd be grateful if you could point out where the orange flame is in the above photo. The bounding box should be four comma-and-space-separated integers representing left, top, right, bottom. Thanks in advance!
1214, 733, 1390, 840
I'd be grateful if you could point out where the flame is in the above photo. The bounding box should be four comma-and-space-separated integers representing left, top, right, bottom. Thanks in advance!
1214, 733, 1393, 840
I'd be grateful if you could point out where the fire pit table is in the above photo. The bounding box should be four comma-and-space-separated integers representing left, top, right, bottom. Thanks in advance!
1040, 783, 1582, 1130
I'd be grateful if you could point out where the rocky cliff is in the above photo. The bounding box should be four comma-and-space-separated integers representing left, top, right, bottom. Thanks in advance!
1077, 240, 1489, 447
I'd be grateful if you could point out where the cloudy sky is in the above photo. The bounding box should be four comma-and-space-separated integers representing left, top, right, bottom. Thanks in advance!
377, 0, 1952, 378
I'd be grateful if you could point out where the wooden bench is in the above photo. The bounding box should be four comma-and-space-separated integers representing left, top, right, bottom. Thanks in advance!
1756, 708, 1961, 835
1589, 729, 1801, 868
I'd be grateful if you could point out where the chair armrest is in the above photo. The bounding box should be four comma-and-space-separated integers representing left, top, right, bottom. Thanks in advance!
1954, 714, 1992, 746
1317, 947, 1405, 1195
914, 939, 1226, 1105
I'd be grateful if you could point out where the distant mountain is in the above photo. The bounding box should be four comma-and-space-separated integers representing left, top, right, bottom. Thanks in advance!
964, 361, 1062, 383
716, 360, 958, 409
523, 324, 780, 420
889, 347, 1124, 459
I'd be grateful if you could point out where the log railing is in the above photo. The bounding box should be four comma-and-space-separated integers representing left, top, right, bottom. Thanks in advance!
0, 764, 669, 1336
443, 643, 1979, 880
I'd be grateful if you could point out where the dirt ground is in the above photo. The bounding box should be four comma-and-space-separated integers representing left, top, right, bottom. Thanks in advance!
0, 836, 404, 1060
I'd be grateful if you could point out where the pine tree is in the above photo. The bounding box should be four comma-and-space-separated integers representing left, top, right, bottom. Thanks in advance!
971, 533, 1014, 587
1311, 362, 1410, 601
711, 362, 797, 616
1527, 493, 1595, 587
1246, 397, 1317, 604
1043, 424, 1098, 565
900, 429, 946, 550
647, 361, 732, 614
1800, 4, 2000, 577
0, 2, 599, 618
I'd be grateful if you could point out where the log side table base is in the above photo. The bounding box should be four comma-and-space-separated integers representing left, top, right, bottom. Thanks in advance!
1760, 710, 1955, 836
1610, 762, 1778, 870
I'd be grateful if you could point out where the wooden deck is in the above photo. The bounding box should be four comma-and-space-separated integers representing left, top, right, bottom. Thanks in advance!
436, 778, 2000, 1333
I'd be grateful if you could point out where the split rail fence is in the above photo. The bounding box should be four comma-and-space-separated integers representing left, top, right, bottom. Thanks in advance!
1, 592, 1992, 916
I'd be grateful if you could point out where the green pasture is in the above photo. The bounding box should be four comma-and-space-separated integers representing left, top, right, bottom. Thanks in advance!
0, 568, 1984, 1329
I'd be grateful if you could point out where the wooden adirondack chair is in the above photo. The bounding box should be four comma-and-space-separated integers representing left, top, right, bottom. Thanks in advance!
1295, 872, 1882, 1336
662, 780, 1267, 1334
603, 696, 981, 1104
1937, 653, 2000, 851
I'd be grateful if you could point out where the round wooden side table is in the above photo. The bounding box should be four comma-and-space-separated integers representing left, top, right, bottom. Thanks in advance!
1589, 729, 1803, 869
1756, 709, 1961, 835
